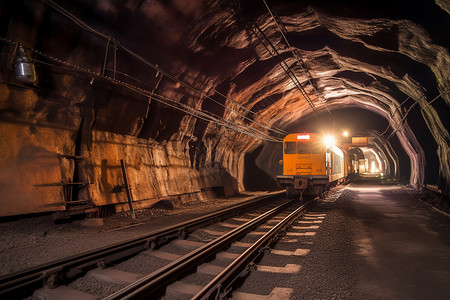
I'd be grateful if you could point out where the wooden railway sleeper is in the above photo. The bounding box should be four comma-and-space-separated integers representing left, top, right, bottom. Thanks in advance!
104, 199, 295, 300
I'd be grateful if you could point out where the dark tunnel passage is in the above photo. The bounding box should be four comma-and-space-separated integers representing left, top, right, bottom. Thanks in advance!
243, 144, 279, 191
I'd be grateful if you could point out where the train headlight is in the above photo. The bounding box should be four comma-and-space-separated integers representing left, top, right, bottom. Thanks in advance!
323, 135, 336, 147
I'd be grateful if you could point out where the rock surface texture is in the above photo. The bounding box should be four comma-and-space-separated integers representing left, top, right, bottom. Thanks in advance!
0, 0, 449, 216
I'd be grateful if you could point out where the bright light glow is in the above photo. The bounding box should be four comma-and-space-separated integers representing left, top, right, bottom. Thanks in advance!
367, 148, 383, 174
343, 130, 349, 137
297, 134, 310, 140
323, 135, 336, 147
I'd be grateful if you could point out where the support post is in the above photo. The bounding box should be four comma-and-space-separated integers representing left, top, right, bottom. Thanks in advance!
120, 159, 136, 219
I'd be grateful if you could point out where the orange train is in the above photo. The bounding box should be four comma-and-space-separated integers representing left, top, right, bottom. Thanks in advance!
276, 133, 346, 198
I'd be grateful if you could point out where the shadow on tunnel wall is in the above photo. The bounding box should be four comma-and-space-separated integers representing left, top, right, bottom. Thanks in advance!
243, 145, 279, 191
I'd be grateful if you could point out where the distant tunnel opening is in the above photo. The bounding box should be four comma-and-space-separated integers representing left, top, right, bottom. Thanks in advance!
251, 107, 415, 188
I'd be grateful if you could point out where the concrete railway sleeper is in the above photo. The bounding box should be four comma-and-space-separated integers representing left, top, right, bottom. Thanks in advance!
0, 192, 283, 299
103, 197, 316, 299
93, 198, 316, 299
192, 200, 315, 299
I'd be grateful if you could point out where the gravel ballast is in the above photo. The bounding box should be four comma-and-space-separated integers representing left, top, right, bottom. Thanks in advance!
0, 192, 270, 275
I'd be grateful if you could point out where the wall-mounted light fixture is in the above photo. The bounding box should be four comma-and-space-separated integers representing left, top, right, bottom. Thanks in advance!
343, 130, 349, 137
13, 43, 37, 84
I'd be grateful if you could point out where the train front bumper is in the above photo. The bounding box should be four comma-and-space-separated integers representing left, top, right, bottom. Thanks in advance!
276, 175, 329, 190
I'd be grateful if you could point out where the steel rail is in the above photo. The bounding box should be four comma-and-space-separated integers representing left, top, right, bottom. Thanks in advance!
103, 198, 296, 299
193, 197, 317, 299
0, 192, 283, 298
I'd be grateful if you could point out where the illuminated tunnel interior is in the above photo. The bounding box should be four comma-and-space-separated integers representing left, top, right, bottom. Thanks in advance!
0, 0, 449, 217
281, 107, 412, 179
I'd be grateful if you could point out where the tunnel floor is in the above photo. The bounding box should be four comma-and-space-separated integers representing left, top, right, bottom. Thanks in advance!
272, 183, 450, 299
1, 184, 449, 299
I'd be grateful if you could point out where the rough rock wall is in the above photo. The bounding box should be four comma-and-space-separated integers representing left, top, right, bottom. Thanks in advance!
0, 0, 245, 217
0, 74, 242, 217
88, 130, 233, 211
0, 80, 78, 216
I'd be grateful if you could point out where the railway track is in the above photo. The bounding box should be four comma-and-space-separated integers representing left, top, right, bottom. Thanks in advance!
0, 192, 321, 299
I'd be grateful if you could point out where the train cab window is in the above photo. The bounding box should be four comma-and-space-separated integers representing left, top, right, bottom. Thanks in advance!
284, 142, 296, 154
297, 142, 323, 154
311, 143, 323, 154
297, 142, 312, 154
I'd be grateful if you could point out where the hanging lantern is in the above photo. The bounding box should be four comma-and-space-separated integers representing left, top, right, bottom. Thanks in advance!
13, 43, 37, 84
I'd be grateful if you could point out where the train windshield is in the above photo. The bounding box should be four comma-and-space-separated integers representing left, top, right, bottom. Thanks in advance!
284, 142, 296, 154
297, 142, 322, 154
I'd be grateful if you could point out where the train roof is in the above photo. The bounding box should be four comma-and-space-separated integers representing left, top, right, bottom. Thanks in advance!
283, 133, 344, 157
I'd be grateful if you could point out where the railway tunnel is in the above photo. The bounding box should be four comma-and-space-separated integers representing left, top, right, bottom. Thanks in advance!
1, 0, 449, 217
0, 0, 450, 298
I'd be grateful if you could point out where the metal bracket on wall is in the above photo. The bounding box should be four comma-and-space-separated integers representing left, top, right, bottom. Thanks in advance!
120, 159, 136, 219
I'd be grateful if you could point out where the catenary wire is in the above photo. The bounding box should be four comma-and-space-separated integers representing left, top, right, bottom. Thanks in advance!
39, 0, 288, 137
262, 0, 330, 113
1, 36, 282, 142
385, 86, 450, 140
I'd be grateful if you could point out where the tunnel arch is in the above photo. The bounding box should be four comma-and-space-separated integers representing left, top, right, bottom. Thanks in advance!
215, 1, 446, 191
0, 0, 448, 218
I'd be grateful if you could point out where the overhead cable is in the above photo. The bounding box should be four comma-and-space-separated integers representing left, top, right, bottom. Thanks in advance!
262, 0, 330, 113
0, 36, 282, 143
236, 1, 316, 111
385, 86, 450, 140
380, 95, 412, 136
39, 0, 287, 137
421, 86, 450, 109
247, 19, 317, 111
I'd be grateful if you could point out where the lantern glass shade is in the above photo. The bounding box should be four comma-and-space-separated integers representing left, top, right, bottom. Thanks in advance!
14, 44, 37, 84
